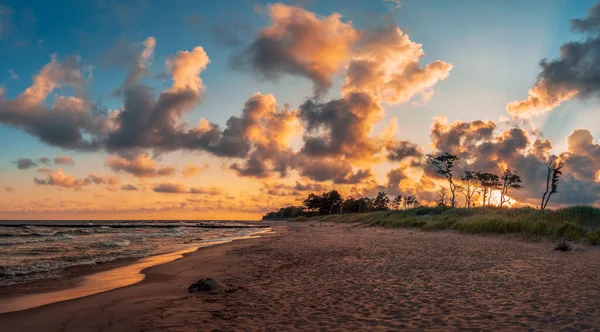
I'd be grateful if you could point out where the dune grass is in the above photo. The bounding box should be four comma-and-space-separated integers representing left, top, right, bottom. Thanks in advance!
298, 206, 600, 244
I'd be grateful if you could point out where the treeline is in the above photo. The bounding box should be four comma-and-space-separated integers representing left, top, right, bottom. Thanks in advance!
262, 190, 420, 220
262, 152, 565, 220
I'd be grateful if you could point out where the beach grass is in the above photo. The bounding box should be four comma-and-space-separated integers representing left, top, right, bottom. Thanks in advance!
296, 206, 600, 244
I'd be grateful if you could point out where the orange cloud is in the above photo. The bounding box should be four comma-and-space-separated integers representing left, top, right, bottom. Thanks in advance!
107, 152, 176, 178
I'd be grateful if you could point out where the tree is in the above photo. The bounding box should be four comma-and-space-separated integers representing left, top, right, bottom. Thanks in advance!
392, 194, 403, 210
436, 187, 450, 207
426, 152, 459, 207
457, 170, 480, 208
499, 169, 522, 207
476, 172, 501, 206
403, 195, 420, 209
541, 160, 564, 210
359, 197, 373, 213
322, 190, 343, 215
373, 192, 390, 211
342, 197, 361, 213
302, 193, 321, 215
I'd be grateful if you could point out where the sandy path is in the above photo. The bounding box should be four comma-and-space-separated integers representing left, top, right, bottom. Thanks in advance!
2, 222, 600, 331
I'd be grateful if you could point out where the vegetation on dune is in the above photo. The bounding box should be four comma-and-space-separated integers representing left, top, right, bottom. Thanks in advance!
262, 152, 595, 244
290, 206, 600, 244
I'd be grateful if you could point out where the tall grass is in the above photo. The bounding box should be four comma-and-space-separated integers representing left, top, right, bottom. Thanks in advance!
302, 206, 600, 244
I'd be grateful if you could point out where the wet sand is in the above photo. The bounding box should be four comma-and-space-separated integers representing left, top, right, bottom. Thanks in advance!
2, 222, 600, 331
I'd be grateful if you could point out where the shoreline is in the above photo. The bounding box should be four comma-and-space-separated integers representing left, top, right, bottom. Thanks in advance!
0, 228, 274, 314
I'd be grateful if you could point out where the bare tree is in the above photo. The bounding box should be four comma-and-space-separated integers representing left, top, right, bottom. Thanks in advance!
541, 160, 564, 210
436, 187, 450, 207
499, 169, 522, 207
457, 170, 481, 208
426, 152, 459, 207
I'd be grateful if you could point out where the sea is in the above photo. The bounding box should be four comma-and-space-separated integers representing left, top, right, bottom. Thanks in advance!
0, 220, 266, 287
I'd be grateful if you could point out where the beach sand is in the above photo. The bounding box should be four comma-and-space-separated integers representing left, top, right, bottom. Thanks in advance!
2, 222, 600, 331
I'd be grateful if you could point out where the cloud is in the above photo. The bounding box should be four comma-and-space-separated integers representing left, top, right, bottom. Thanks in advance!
167, 46, 210, 93
14, 158, 37, 170
151, 182, 186, 193
228, 93, 299, 178
342, 25, 452, 106
107, 152, 176, 178
233, 3, 360, 95
300, 92, 384, 160
54, 155, 74, 165
0, 55, 107, 150
506, 2, 600, 117
34, 169, 88, 189
121, 184, 138, 191
5, 186, 15, 193
34, 169, 120, 190
37, 168, 53, 173
189, 186, 224, 195
386, 140, 423, 161
38, 157, 52, 165
181, 163, 209, 178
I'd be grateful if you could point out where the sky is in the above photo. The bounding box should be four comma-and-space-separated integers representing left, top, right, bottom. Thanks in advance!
1, 0, 600, 220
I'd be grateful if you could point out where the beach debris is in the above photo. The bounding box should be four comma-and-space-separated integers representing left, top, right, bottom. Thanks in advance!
188, 278, 231, 294
553, 240, 571, 252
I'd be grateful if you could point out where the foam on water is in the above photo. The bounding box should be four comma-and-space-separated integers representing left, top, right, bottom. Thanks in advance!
0, 221, 265, 287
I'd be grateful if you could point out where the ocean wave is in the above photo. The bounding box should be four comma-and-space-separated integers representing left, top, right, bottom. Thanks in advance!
99, 239, 131, 248
0, 234, 74, 246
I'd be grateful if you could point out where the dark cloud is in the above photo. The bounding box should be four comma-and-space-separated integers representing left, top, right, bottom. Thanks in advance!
300, 92, 383, 160
297, 158, 373, 184
294, 181, 326, 192
386, 140, 422, 161
38, 157, 51, 165
5, 186, 15, 193
14, 158, 37, 170
151, 182, 187, 194
121, 184, 138, 191
151, 182, 222, 195
507, 2, 600, 117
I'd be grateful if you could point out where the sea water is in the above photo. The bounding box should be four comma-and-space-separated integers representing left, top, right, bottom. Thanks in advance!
0, 220, 263, 287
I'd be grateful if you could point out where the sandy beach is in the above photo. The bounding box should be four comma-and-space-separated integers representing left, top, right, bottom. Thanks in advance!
2, 222, 600, 331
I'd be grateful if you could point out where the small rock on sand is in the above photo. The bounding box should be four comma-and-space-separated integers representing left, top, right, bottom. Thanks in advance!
188, 278, 231, 294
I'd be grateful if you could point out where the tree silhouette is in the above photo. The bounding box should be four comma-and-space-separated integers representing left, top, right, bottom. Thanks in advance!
499, 169, 522, 207
457, 170, 481, 208
541, 160, 564, 210
392, 194, 402, 210
373, 192, 390, 211
476, 172, 501, 206
426, 152, 459, 207
403, 195, 420, 209
436, 187, 450, 207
